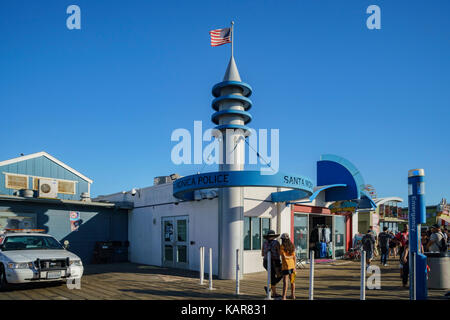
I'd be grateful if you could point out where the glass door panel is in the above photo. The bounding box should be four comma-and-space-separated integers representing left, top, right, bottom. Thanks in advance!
164, 245, 174, 262
162, 218, 175, 266
162, 216, 189, 268
175, 216, 189, 268
177, 246, 187, 263
293, 214, 308, 261
334, 216, 346, 257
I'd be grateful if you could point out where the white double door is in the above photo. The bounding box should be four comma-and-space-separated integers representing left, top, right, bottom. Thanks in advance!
162, 216, 189, 269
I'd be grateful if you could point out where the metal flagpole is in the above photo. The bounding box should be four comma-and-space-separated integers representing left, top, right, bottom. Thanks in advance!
231, 21, 234, 57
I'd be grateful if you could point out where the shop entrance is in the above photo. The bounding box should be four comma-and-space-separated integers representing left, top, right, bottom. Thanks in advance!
162, 216, 189, 269
309, 215, 333, 259
293, 211, 348, 261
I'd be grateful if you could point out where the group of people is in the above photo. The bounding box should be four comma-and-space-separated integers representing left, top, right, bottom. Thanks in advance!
259, 224, 448, 298
360, 223, 448, 287
261, 230, 296, 300
422, 225, 449, 253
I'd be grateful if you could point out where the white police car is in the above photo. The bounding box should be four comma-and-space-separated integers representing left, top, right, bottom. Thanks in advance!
0, 229, 83, 290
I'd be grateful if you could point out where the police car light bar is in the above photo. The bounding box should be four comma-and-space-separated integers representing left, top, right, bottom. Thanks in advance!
4, 229, 46, 233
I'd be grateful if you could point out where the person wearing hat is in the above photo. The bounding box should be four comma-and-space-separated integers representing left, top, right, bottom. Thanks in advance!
280, 233, 296, 300
261, 230, 282, 297
426, 224, 446, 253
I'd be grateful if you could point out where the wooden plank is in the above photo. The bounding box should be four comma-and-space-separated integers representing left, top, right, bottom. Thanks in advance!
81, 279, 140, 300
0, 261, 445, 300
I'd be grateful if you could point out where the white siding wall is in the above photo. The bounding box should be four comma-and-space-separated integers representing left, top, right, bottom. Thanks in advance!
129, 198, 220, 274
99, 184, 295, 276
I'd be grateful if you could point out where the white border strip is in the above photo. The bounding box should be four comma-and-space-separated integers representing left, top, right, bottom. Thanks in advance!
0, 152, 93, 184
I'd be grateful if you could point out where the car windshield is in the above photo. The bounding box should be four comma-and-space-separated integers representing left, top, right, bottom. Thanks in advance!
2, 235, 64, 251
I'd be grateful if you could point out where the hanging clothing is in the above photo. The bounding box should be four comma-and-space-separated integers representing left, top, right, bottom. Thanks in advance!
317, 227, 323, 242
327, 242, 333, 257
323, 228, 331, 243
320, 242, 327, 258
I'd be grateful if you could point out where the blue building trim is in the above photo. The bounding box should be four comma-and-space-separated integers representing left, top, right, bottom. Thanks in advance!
211, 109, 252, 125
212, 81, 252, 98
173, 171, 314, 201
212, 95, 252, 111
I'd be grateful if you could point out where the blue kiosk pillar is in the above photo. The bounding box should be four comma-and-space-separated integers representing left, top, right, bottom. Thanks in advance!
407, 169, 428, 300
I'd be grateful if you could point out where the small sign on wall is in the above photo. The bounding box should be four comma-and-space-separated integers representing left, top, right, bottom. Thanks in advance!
70, 211, 81, 232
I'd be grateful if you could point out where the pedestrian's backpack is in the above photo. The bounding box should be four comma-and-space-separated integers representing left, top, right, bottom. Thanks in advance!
362, 235, 372, 251
438, 232, 448, 252
378, 232, 389, 247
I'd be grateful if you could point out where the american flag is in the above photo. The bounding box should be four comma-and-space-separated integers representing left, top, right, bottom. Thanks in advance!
209, 28, 231, 47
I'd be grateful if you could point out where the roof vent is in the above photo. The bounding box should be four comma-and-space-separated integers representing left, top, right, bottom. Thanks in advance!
154, 174, 180, 186
21, 189, 34, 198
80, 192, 91, 202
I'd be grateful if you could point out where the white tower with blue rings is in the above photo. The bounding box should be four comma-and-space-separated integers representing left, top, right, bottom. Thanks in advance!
212, 56, 252, 279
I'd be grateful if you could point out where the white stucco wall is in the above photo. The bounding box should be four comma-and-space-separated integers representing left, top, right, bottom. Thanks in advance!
98, 184, 294, 276
97, 183, 220, 275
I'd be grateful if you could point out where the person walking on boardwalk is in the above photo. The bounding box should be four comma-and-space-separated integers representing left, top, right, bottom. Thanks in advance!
369, 226, 378, 257
262, 230, 282, 297
395, 225, 409, 279
280, 233, 296, 300
361, 229, 376, 267
389, 231, 398, 258
378, 226, 394, 266
400, 241, 410, 288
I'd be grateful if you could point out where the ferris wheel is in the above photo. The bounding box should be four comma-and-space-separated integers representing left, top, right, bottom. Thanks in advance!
364, 184, 377, 199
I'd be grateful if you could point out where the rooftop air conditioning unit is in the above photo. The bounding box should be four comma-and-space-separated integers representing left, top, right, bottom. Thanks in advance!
38, 179, 58, 199
154, 174, 181, 186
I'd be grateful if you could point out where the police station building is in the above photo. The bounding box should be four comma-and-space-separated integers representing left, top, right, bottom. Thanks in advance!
96, 56, 380, 280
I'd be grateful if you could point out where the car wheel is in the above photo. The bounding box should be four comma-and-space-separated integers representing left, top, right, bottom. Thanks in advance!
0, 264, 10, 291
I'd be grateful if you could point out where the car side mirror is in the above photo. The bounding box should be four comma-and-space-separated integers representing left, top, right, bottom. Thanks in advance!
63, 240, 70, 249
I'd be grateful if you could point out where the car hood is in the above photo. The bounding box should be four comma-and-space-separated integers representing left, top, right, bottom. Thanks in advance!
1, 249, 81, 262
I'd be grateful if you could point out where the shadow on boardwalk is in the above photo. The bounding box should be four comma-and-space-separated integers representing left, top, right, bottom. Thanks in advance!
0, 261, 447, 300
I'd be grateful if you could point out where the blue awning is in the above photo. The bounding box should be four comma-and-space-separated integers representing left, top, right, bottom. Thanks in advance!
358, 190, 377, 209
271, 184, 347, 203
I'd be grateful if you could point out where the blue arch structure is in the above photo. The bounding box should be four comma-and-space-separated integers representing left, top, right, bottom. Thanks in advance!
316, 154, 376, 209
317, 154, 366, 202
271, 155, 375, 207
173, 171, 314, 201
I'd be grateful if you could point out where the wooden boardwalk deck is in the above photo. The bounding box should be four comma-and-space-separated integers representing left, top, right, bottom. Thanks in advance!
0, 258, 447, 300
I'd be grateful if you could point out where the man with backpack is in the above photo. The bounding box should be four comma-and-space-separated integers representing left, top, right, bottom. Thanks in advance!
369, 226, 378, 257
426, 224, 447, 253
361, 229, 376, 267
378, 226, 394, 266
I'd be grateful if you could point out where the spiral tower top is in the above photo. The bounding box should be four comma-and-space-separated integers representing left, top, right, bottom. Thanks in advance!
211, 56, 253, 133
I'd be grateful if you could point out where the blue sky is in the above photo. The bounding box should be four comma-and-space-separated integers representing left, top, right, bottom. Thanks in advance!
1, 0, 449, 205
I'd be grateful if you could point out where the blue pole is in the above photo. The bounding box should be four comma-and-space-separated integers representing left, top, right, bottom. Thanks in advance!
407, 169, 428, 300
